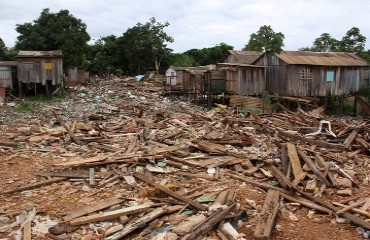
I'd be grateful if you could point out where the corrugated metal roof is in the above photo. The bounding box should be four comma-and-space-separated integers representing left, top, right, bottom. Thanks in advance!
223, 50, 263, 64
17, 50, 63, 57
170, 65, 212, 71
217, 63, 265, 68
0, 61, 17, 66
276, 51, 369, 66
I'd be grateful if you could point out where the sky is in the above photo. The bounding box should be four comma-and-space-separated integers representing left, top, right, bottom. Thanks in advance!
1, 0, 370, 53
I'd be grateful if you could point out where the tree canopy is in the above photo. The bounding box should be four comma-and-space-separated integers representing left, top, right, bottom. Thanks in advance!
15, 8, 90, 69
311, 33, 338, 52
243, 25, 285, 53
181, 43, 234, 66
0, 37, 7, 60
118, 17, 173, 74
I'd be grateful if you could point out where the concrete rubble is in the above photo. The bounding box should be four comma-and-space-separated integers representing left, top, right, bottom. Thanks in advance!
0, 78, 369, 239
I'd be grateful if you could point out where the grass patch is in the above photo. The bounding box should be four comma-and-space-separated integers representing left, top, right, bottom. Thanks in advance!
15, 100, 34, 112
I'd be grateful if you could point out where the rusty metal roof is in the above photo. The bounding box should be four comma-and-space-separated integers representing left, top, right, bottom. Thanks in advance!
222, 50, 263, 64
276, 51, 369, 66
17, 50, 63, 57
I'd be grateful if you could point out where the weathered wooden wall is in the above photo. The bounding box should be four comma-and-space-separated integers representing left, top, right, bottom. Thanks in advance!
238, 67, 265, 96
17, 58, 63, 85
0, 66, 15, 89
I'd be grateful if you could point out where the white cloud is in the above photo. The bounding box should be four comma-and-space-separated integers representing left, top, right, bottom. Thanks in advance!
1, 0, 370, 52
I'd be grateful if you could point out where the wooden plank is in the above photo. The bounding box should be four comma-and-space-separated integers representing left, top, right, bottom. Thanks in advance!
185, 203, 236, 240
280, 192, 332, 214
336, 199, 367, 215
69, 204, 152, 225
23, 221, 31, 240
314, 153, 337, 186
361, 197, 370, 211
286, 143, 305, 185
63, 198, 125, 221
134, 173, 207, 211
343, 129, 359, 148
297, 148, 331, 186
254, 189, 280, 240
53, 155, 108, 167
268, 165, 295, 191
333, 202, 370, 218
3, 177, 67, 194
106, 207, 168, 240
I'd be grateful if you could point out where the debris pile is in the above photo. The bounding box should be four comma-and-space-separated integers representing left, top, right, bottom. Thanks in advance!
0, 78, 369, 239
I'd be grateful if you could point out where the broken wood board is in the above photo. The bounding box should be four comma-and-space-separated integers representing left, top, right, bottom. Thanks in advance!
63, 198, 125, 221
53, 155, 108, 167
3, 177, 67, 194
184, 203, 236, 240
69, 204, 152, 225
286, 143, 305, 186
106, 206, 183, 240
134, 173, 207, 211
254, 189, 280, 240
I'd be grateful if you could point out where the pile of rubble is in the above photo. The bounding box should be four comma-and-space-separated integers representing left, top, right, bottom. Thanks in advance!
0, 78, 369, 240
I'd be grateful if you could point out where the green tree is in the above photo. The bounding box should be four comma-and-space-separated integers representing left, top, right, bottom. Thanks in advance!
87, 35, 125, 76
311, 33, 338, 52
15, 8, 90, 69
338, 27, 366, 54
119, 17, 173, 74
0, 37, 7, 60
183, 43, 233, 66
243, 25, 285, 53
168, 53, 195, 67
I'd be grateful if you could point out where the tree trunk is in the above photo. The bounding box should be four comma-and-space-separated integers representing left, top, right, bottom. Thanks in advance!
155, 57, 159, 74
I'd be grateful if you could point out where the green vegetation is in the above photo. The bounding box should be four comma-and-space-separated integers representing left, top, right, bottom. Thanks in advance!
14, 100, 33, 112
15, 8, 90, 69
243, 25, 285, 53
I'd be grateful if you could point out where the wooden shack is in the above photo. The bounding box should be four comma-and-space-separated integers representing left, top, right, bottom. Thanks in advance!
17, 50, 63, 96
65, 67, 90, 86
207, 50, 265, 95
254, 51, 370, 97
0, 61, 17, 89
165, 66, 210, 86
0, 61, 17, 103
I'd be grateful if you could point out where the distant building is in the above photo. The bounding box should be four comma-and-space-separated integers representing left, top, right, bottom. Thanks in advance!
17, 50, 63, 96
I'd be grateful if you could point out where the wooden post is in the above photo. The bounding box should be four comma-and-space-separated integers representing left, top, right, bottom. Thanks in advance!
353, 96, 358, 116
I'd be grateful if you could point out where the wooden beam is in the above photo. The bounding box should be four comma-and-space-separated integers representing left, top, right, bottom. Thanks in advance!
106, 206, 183, 240
336, 199, 367, 215
184, 203, 236, 240
343, 129, 359, 148
254, 190, 280, 240
134, 173, 207, 211
69, 204, 152, 225
63, 198, 125, 221
286, 143, 305, 186
297, 148, 331, 186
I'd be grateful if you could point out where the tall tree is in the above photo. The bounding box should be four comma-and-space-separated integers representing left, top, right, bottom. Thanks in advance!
311, 33, 338, 52
119, 17, 173, 74
0, 37, 6, 60
15, 8, 90, 69
87, 35, 125, 75
243, 25, 285, 53
338, 27, 366, 54
183, 43, 234, 66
